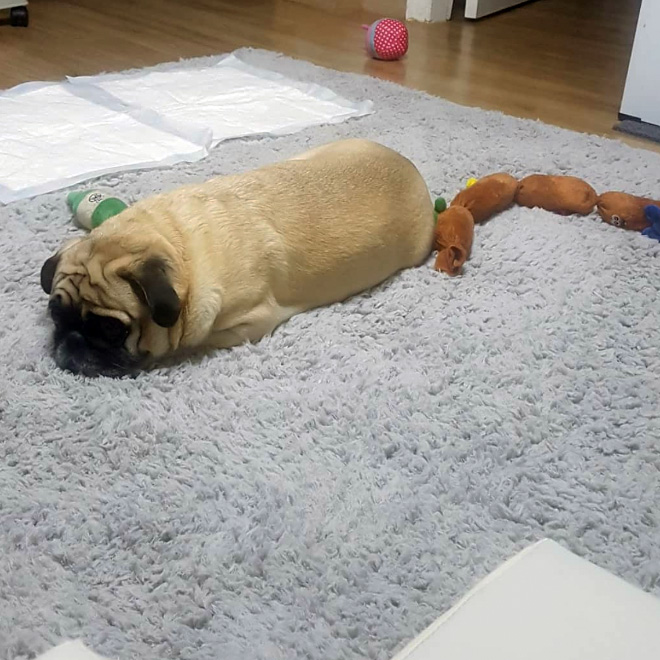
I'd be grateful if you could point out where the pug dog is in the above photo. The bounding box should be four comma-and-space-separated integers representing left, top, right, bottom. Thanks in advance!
41, 139, 435, 377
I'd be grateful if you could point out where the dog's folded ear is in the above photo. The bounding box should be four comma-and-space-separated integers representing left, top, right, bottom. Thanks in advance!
123, 257, 181, 328
40, 254, 61, 294
40, 238, 84, 295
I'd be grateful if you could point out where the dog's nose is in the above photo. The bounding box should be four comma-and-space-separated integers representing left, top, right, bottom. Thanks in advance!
54, 331, 88, 375
64, 330, 86, 351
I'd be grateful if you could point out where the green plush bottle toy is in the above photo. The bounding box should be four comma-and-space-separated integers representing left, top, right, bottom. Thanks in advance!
67, 190, 128, 230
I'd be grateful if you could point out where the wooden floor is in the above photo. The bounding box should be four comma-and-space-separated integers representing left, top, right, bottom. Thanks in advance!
0, 0, 652, 151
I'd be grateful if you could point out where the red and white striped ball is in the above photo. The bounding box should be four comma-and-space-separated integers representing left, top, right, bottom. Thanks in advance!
364, 18, 409, 61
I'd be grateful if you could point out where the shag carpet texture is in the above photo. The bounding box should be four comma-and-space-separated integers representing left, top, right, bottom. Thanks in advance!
2, 48, 660, 660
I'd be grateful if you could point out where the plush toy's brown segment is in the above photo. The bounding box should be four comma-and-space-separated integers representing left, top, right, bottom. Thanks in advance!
451, 173, 519, 224
433, 206, 475, 276
515, 175, 597, 216
597, 192, 658, 231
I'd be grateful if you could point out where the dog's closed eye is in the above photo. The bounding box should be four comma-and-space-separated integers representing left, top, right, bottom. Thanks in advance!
84, 313, 130, 348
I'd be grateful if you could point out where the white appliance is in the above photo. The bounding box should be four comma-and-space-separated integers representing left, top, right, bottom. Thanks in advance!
620, 0, 660, 127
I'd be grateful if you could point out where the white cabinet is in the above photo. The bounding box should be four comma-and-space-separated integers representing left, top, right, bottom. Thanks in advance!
406, 0, 529, 22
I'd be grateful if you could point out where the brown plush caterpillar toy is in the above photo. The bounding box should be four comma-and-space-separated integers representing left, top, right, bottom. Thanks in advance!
433, 206, 474, 276
516, 175, 597, 216
452, 173, 519, 223
515, 175, 660, 231
432, 173, 518, 276
596, 192, 660, 231
431, 173, 659, 275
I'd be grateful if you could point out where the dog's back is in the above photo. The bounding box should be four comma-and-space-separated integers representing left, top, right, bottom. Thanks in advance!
197, 139, 435, 312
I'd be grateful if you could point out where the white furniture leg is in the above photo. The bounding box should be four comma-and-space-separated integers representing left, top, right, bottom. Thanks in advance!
465, 0, 530, 19
406, 0, 454, 22
0, 0, 28, 26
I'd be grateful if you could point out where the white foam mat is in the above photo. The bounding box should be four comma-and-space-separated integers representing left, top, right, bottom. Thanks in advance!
70, 54, 373, 147
392, 539, 660, 660
0, 53, 373, 204
29, 540, 660, 660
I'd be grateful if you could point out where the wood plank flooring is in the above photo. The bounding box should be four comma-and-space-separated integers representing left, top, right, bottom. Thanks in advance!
0, 0, 653, 151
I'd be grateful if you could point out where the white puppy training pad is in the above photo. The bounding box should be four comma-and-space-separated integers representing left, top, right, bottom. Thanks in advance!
0, 83, 208, 205
0, 53, 373, 205
70, 54, 374, 147
392, 539, 660, 660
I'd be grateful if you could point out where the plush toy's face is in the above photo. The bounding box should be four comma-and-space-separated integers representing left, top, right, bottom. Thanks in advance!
597, 192, 656, 232
609, 214, 626, 228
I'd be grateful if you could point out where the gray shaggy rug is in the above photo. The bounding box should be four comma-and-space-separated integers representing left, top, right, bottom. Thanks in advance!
2, 48, 660, 660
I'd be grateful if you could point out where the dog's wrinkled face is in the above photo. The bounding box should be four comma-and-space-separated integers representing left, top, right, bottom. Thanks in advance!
41, 234, 182, 378
47, 294, 137, 378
